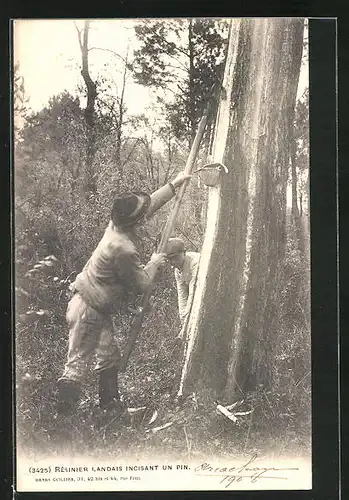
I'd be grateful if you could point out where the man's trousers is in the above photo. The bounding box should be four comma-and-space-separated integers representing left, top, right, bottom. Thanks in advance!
59, 293, 121, 385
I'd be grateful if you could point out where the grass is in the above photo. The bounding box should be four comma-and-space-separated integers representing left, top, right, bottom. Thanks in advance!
15, 292, 311, 463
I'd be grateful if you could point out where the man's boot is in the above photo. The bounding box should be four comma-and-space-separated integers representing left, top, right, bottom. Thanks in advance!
98, 367, 130, 425
55, 379, 81, 415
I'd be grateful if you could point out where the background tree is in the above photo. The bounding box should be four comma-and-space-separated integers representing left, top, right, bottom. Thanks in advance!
92, 48, 131, 177
132, 19, 229, 146
290, 20, 309, 255
16, 92, 85, 199
75, 21, 98, 196
292, 87, 309, 254
13, 63, 29, 135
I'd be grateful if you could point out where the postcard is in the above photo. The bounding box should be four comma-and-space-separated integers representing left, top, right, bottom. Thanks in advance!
13, 17, 312, 492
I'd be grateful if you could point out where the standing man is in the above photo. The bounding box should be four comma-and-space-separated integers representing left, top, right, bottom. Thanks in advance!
55, 173, 190, 417
165, 238, 200, 339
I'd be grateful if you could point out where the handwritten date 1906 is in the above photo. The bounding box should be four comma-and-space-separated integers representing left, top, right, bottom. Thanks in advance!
195, 453, 299, 487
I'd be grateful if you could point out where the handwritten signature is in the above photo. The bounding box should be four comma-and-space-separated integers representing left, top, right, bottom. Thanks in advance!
195, 453, 299, 487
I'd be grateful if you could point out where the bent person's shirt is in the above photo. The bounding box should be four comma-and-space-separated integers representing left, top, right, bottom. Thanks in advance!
174, 252, 200, 325
73, 184, 174, 314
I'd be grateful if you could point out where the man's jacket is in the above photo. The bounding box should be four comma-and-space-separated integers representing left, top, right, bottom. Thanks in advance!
74, 184, 174, 314
174, 251, 200, 325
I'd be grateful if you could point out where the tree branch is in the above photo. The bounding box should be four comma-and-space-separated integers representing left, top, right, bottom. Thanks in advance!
165, 63, 188, 75
121, 138, 140, 168
150, 26, 190, 59
89, 46, 127, 64
73, 21, 83, 51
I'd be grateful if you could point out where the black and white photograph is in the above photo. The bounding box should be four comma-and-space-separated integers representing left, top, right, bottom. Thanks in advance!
13, 17, 311, 492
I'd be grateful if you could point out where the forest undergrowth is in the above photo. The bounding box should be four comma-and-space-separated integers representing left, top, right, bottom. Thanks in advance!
16, 257, 311, 463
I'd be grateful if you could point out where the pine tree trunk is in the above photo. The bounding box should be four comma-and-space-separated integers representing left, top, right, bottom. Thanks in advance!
178, 18, 305, 400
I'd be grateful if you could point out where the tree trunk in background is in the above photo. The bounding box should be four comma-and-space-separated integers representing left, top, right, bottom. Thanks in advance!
188, 20, 196, 147
179, 18, 305, 400
291, 138, 306, 255
288, 22, 306, 256
78, 21, 98, 196
115, 51, 129, 174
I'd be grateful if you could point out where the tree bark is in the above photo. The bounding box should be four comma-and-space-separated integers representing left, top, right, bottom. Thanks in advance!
178, 18, 305, 400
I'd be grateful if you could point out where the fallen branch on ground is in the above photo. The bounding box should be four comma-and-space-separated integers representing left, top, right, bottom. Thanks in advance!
145, 422, 173, 434
216, 401, 254, 425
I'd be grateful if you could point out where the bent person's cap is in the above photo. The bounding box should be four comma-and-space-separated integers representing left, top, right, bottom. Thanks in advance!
111, 192, 151, 227
165, 237, 185, 257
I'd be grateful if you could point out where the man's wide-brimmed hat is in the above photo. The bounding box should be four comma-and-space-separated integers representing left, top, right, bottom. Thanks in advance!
111, 192, 151, 227
165, 237, 185, 257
